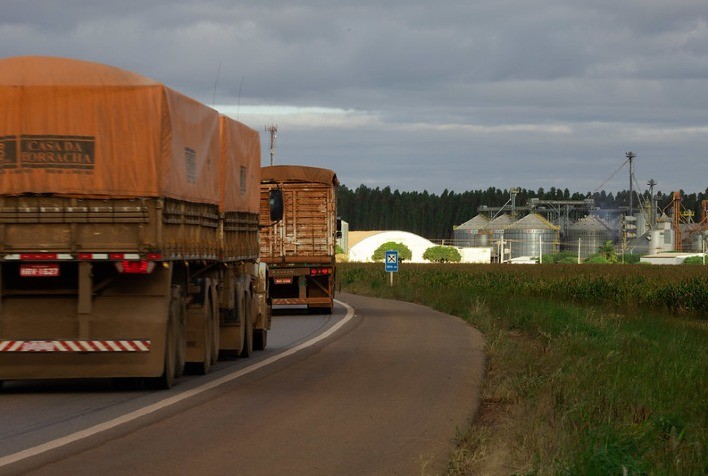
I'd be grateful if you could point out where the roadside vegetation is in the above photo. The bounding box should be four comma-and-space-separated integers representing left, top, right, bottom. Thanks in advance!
337, 263, 707, 474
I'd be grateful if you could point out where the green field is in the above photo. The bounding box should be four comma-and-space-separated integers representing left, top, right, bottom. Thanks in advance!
337, 263, 707, 475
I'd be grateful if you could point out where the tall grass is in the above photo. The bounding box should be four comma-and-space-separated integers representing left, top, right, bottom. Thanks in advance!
338, 263, 707, 474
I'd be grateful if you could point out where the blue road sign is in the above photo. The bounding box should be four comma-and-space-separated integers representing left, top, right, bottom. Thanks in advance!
385, 250, 399, 272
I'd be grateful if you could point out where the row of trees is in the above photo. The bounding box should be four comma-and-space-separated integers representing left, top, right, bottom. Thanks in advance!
338, 185, 707, 240
371, 241, 703, 265
371, 242, 462, 263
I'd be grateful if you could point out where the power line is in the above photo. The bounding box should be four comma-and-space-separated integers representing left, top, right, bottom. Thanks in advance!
594, 157, 630, 193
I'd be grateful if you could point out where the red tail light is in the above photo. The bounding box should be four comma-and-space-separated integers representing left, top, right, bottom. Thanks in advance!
115, 260, 155, 274
310, 267, 332, 276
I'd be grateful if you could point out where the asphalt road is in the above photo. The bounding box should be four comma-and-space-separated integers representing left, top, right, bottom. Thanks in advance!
1, 293, 485, 475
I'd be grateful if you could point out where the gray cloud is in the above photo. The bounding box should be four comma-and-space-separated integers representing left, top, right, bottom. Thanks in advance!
1, 0, 707, 194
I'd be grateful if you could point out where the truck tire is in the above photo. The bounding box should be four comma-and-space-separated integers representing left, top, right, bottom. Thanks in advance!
240, 294, 253, 358
151, 317, 177, 390
253, 329, 268, 351
196, 298, 214, 375
172, 286, 187, 378
210, 290, 220, 366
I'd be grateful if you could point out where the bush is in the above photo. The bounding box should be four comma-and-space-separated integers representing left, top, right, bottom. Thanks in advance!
623, 253, 642, 264
372, 242, 413, 262
423, 246, 462, 263
683, 256, 705, 265
584, 255, 610, 264
542, 252, 578, 264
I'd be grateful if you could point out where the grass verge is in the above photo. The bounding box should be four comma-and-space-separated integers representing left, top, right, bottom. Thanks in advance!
338, 263, 707, 474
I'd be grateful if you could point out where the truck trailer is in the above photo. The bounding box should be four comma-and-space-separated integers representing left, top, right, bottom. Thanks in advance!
259, 165, 339, 313
0, 56, 277, 389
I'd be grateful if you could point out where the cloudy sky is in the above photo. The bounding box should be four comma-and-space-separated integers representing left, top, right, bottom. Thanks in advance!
2, 0, 707, 194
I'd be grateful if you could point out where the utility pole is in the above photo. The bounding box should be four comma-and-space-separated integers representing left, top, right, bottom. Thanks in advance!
626, 151, 636, 218
647, 179, 657, 228
265, 124, 278, 166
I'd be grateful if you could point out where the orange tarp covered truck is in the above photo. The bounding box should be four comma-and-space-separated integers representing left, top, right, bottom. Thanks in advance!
0, 56, 274, 389
259, 165, 339, 313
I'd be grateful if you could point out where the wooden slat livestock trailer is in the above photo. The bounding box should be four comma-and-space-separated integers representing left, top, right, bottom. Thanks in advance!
259, 166, 339, 313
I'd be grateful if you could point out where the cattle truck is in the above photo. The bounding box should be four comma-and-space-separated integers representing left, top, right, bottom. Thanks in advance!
0, 56, 277, 389
259, 166, 339, 313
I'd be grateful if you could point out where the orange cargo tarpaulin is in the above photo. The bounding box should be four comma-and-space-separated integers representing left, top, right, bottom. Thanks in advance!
220, 116, 261, 213
0, 56, 222, 205
261, 165, 339, 187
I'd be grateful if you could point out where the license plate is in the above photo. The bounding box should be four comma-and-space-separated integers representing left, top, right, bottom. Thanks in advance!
273, 277, 293, 285
20, 264, 60, 277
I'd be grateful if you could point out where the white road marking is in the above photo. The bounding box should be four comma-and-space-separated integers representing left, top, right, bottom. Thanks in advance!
0, 300, 355, 469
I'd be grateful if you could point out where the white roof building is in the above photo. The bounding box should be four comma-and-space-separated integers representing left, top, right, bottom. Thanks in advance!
347, 230, 492, 263
640, 253, 705, 265
348, 231, 436, 263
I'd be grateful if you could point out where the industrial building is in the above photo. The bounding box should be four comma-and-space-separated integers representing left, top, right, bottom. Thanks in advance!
339, 181, 706, 265
345, 230, 492, 263
449, 191, 708, 263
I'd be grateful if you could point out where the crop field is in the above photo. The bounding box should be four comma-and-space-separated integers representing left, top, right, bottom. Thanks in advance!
337, 263, 707, 474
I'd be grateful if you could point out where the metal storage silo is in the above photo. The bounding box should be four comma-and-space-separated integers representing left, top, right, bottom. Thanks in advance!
565, 215, 613, 258
692, 230, 708, 252
479, 214, 514, 247
504, 213, 559, 259
453, 214, 489, 246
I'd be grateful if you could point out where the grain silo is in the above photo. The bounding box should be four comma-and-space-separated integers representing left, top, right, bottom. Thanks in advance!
504, 213, 559, 259
692, 230, 708, 252
565, 215, 613, 258
453, 214, 489, 246
479, 214, 515, 247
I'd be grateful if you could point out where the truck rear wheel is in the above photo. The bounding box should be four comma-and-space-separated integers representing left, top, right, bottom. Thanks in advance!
196, 298, 214, 375
253, 329, 268, 350
210, 291, 220, 365
240, 294, 253, 358
172, 285, 187, 378
151, 316, 177, 390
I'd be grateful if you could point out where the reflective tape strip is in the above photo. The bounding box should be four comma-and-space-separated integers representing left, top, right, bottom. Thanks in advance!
0, 340, 151, 352
107, 341, 122, 352
54, 341, 68, 352
66, 341, 82, 352
3, 254, 73, 260
4, 253, 146, 261
134, 340, 150, 352
0, 341, 22, 351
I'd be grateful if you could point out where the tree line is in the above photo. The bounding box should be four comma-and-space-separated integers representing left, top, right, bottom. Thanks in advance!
337, 185, 708, 240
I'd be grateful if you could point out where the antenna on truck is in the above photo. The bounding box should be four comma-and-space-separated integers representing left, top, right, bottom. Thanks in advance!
211, 61, 222, 107
265, 123, 278, 166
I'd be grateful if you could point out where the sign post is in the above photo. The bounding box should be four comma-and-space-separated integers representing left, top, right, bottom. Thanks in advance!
384, 250, 399, 286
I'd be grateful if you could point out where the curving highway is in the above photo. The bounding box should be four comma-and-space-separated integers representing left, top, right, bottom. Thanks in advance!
0, 293, 485, 475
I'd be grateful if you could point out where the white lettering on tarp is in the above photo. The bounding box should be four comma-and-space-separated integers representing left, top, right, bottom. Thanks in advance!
20, 136, 95, 170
